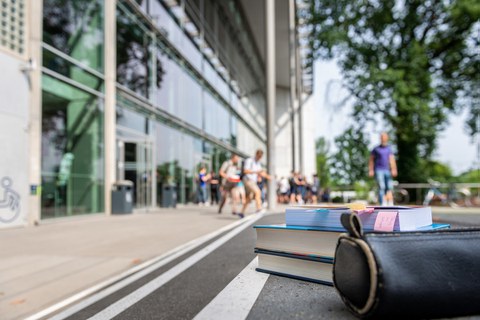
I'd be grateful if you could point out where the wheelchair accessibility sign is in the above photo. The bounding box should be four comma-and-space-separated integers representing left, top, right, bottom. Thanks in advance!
0, 176, 21, 223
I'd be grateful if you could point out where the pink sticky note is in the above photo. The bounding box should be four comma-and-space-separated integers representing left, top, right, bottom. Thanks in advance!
374, 211, 398, 232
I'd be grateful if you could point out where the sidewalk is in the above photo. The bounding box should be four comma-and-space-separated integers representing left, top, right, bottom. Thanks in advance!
0, 205, 242, 320
431, 206, 480, 226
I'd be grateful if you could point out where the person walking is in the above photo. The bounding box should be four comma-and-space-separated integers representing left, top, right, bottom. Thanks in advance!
218, 154, 241, 215
278, 176, 290, 204
295, 173, 306, 204
310, 174, 320, 204
288, 171, 298, 204
240, 149, 269, 217
369, 132, 398, 205
209, 170, 220, 205
196, 167, 210, 206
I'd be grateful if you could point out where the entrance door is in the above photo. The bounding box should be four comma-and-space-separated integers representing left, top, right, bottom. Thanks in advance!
117, 137, 153, 209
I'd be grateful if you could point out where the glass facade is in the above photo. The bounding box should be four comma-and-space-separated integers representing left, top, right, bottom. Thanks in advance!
43, 0, 104, 72
41, 0, 105, 218
40, 0, 267, 216
41, 74, 104, 218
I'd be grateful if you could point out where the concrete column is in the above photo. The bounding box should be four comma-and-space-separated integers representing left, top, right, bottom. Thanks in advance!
296, 43, 304, 175
298, 95, 304, 174
27, 0, 43, 225
104, 0, 117, 215
265, 0, 276, 210
288, 0, 296, 173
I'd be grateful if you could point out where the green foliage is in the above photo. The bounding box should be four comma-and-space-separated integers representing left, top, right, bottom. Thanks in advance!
315, 137, 331, 187
354, 180, 372, 200
420, 160, 454, 182
457, 169, 480, 183
331, 127, 370, 185
307, 0, 480, 182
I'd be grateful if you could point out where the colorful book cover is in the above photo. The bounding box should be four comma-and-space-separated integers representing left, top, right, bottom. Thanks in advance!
285, 206, 436, 231
254, 223, 450, 232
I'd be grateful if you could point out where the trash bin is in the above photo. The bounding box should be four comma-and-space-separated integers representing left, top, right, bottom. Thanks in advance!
112, 180, 134, 214
161, 184, 177, 208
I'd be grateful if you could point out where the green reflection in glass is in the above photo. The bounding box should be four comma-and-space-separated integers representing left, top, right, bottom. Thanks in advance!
116, 2, 165, 99
41, 74, 104, 218
43, 0, 104, 72
42, 49, 103, 92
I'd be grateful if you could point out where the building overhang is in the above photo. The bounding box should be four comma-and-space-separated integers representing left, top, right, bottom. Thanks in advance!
239, 0, 313, 96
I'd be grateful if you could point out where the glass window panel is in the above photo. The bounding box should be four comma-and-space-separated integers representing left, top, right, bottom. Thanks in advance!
231, 91, 239, 111
41, 74, 104, 218
116, 105, 148, 134
203, 91, 216, 136
155, 52, 202, 129
42, 49, 103, 92
148, 0, 202, 71
204, 90, 230, 142
230, 116, 237, 147
116, 4, 151, 98
155, 123, 177, 205
43, 0, 104, 72
155, 123, 203, 204
216, 103, 230, 141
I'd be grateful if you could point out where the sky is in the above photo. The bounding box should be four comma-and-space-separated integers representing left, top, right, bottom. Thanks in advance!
312, 60, 478, 176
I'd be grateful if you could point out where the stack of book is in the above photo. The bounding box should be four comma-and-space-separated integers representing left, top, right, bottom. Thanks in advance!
254, 205, 450, 286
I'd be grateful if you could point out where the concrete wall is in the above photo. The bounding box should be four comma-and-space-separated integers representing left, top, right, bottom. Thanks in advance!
0, 51, 30, 228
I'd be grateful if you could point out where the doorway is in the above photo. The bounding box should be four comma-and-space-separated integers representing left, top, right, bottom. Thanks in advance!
116, 130, 154, 209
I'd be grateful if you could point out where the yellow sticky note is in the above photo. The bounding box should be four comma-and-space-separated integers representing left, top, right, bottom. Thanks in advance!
346, 203, 367, 211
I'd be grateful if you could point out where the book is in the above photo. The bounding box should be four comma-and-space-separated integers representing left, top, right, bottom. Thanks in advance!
255, 249, 333, 286
285, 205, 433, 231
254, 223, 450, 285
254, 223, 451, 259
255, 224, 342, 258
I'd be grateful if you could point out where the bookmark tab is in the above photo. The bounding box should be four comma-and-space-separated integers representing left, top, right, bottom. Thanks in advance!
354, 208, 375, 214
374, 211, 398, 232
347, 203, 367, 211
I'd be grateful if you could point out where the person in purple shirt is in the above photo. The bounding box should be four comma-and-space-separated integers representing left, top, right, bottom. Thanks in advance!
369, 132, 398, 205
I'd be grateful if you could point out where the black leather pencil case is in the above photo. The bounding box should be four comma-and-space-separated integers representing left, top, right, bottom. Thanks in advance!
333, 213, 480, 319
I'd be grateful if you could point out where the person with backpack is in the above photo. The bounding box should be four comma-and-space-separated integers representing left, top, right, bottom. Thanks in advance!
240, 149, 270, 217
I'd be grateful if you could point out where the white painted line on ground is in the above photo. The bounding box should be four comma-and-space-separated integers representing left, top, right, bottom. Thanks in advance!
26, 215, 258, 320
88, 213, 265, 320
193, 257, 269, 320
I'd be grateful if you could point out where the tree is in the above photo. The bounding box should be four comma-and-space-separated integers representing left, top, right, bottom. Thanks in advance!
330, 127, 370, 185
307, 0, 480, 182
315, 137, 331, 187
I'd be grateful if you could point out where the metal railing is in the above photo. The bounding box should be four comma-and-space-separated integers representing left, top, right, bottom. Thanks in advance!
397, 182, 480, 205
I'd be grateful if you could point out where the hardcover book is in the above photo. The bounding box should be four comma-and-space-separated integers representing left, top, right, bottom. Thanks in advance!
255, 249, 333, 286
254, 223, 450, 259
285, 205, 433, 231
255, 224, 343, 258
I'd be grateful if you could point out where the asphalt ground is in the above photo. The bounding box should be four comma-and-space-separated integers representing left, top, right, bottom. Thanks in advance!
53, 213, 352, 320
50, 211, 480, 320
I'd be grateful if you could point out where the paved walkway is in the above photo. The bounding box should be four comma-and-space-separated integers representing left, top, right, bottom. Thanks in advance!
0, 205, 242, 320
431, 206, 480, 226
